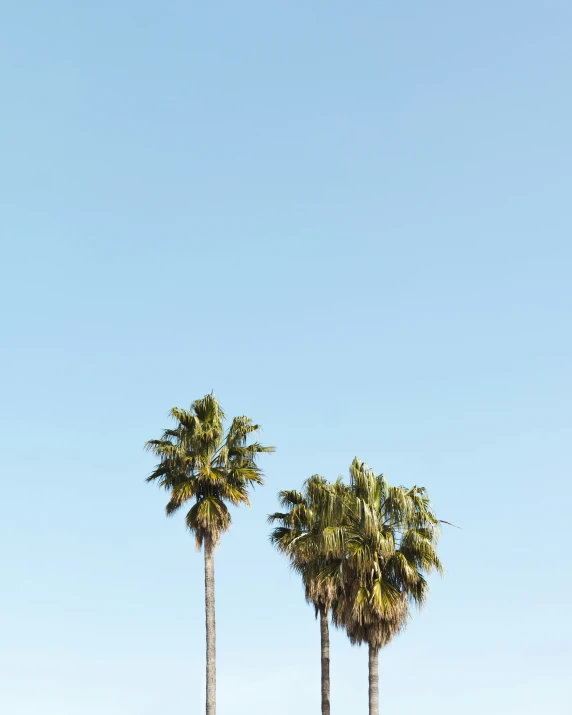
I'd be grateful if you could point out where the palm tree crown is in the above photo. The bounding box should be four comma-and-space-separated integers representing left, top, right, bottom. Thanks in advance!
146, 393, 274, 548
269, 475, 346, 613
327, 457, 443, 645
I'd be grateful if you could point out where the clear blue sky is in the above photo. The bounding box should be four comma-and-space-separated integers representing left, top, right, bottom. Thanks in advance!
1, 1, 570, 713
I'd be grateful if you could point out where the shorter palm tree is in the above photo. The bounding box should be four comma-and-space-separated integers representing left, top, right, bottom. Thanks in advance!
324, 458, 443, 715
269, 475, 346, 715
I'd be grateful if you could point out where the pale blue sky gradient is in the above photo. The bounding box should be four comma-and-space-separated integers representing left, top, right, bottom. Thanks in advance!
1, 1, 571, 713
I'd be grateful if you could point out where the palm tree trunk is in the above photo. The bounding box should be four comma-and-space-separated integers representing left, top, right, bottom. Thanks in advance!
204, 535, 216, 715
368, 643, 379, 715
319, 606, 331, 715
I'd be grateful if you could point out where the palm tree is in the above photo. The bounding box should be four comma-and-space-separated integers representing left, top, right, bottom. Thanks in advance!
268, 475, 346, 715
325, 458, 443, 715
145, 394, 274, 715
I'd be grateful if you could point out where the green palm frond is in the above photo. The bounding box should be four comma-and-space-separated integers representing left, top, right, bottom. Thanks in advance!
277, 489, 307, 509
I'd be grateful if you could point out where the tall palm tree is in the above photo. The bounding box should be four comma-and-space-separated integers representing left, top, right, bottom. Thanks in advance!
325, 458, 443, 715
268, 475, 346, 715
145, 394, 274, 715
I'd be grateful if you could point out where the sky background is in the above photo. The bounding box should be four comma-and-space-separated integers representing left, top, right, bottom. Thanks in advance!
1, 1, 571, 713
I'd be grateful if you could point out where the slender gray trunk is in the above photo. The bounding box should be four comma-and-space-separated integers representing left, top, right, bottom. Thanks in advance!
319, 606, 331, 715
368, 643, 379, 715
204, 536, 216, 715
